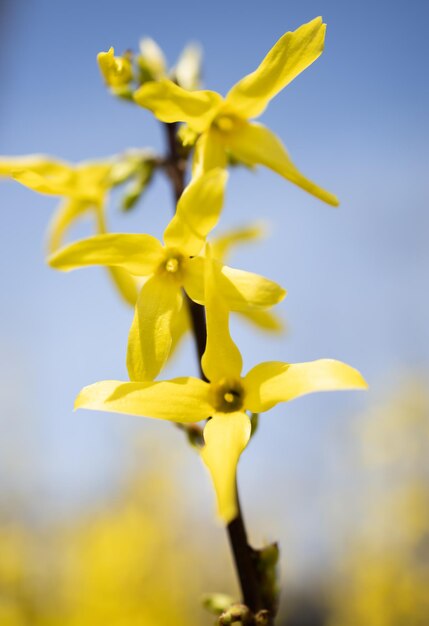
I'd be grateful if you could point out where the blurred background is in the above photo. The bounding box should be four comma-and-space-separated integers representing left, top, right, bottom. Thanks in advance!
1, 1, 428, 624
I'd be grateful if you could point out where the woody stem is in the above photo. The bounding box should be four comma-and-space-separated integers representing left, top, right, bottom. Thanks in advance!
163, 121, 264, 616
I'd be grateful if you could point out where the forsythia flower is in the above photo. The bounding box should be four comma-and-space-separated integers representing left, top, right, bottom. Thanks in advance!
134, 17, 338, 206
74, 252, 367, 523
98, 47, 133, 92
0, 154, 140, 305
49, 170, 286, 382
169, 223, 283, 358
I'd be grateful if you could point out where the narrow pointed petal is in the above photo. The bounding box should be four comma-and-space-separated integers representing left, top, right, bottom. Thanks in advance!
169, 299, 191, 358
226, 17, 326, 119
244, 359, 368, 413
48, 233, 164, 276
12, 168, 74, 197
183, 257, 286, 312
174, 43, 202, 90
0, 155, 70, 178
220, 265, 286, 311
46, 199, 87, 253
201, 412, 251, 523
192, 128, 227, 177
227, 122, 339, 206
211, 223, 266, 263
134, 79, 222, 133
200, 252, 243, 382
108, 267, 139, 307
239, 308, 284, 332
75, 377, 212, 423
127, 275, 182, 381
164, 169, 228, 256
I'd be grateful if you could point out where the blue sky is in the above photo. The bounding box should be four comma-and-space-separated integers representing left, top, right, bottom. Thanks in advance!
1, 0, 428, 578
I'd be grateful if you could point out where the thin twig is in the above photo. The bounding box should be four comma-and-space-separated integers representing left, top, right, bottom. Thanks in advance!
163, 121, 267, 618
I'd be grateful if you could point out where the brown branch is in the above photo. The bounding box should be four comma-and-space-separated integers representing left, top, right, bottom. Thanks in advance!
163, 121, 269, 619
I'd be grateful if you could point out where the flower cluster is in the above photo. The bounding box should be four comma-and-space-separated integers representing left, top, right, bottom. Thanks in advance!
0, 17, 366, 527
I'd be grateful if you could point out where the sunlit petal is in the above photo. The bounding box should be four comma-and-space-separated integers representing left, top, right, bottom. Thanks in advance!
192, 128, 227, 177
201, 412, 251, 522
48, 233, 164, 276
76, 378, 212, 423
226, 17, 326, 118
164, 168, 228, 256
227, 121, 339, 206
134, 79, 222, 133
244, 359, 368, 413
126, 275, 182, 381
211, 223, 266, 263
220, 264, 286, 311
201, 251, 243, 382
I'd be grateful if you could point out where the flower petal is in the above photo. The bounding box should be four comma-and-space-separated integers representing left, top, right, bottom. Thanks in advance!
201, 411, 251, 522
183, 257, 286, 312
126, 275, 182, 381
239, 308, 284, 333
227, 122, 339, 206
46, 199, 88, 253
192, 128, 227, 177
244, 359, 368, 413
75, 377, 212, 423
108, 267, 139, 307
200, 251, 243, 382
220, 264, 286, 311
163, 168, 228, 256
226, 17, 326, 119
0, 155, 70, 178
134, 79, 222, 133
48, 233, 164, 276
211, 223, 266, 263
12, 167, 74, 197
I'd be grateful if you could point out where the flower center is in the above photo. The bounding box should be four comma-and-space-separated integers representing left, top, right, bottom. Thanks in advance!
165, 257, 179, 273
211, 378, 245, 413
213, 113, 242, 135
158, 249, 185, 280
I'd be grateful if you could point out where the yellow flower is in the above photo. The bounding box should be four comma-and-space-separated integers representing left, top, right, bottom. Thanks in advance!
75, 253, 367, 523
0, 154, 140, 305
134, 17, 338, 206
49, 170, 286, 382
97, 47, 133, 89
169, 223, 283, 358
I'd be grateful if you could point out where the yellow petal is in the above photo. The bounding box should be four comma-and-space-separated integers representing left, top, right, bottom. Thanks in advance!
244, 359, 368, 413
211, 223, 266, 263
138, 38, 167, 80
107, 267, 139, 307
174, 43, 202, 90
220, 264, 286, 311
46, 199, 88, 253
48, 233, 164, 276
12, 167, 74, 197
126, 275, 182, 381
201, 251, 243, 382
183, 257, 286, 312
201, 412, 251, 522
239, 308, 284, 332
134, 79, 222, 133
227, 122, 339, 206
75, 377, 212, 423
192, 128, 227, 177
163, 168, 228, 256
169, 300, 191, 358
0, 155, 69, 178
226, 17, 326, 119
